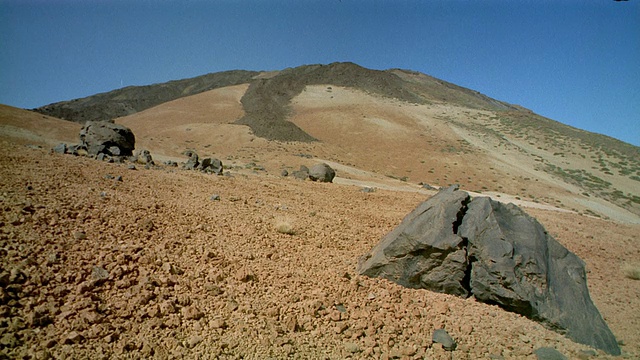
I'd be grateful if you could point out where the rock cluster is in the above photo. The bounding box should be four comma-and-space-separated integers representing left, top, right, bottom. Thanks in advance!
286, 163, 336, 183
182, 150, 223, 175
358, 186, 621, 355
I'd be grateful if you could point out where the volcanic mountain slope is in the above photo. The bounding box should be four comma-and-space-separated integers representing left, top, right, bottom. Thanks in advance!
1, 60, 640, 358
33, 62, 640, 222
0, 106, 639, 359
33, 70, 259, 124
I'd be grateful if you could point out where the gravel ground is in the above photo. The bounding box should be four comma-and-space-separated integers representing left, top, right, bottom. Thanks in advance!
1, 141, 637, 359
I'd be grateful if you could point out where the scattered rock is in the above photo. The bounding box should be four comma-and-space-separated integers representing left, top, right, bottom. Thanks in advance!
185, 335, 203, 349
135, 149, 154, 165
432, 329, 456, 351
292, 165, 309, 180
344, 342, 361, 353
53, 143, 67, 154
534, 347, 568, 360
183, 150, 199, 170
181, 306, 204, 320
308, 163, 336, 183
91, 266, 109, 283
199, 157, 223, 175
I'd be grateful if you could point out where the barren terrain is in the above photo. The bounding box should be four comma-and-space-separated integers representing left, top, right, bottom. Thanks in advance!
1, 63, 639, 359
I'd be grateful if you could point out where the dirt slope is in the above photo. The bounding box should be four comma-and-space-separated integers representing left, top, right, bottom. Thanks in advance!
1, 139, 638, 359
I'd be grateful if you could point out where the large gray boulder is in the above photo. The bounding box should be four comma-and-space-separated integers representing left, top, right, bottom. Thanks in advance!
308, 163, 336, 183
357, 186, 620, 355
358, 185, 470, 296
80, 121, 135, 157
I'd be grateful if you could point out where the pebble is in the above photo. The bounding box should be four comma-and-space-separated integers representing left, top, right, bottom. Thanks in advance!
432, 329, 457, 351
534, 347, 568, 360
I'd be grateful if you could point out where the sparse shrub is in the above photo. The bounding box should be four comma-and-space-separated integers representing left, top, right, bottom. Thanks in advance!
622, 263, 640, 280
275, 220, 295, 235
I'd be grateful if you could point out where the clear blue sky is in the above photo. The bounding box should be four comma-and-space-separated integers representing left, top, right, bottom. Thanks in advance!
1, 0, 638, 146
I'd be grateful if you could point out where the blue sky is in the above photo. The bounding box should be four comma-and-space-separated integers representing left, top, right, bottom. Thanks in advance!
1, 0, 638, 146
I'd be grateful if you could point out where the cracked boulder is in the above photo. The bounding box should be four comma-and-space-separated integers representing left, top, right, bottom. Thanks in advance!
357, 185, 470, 297
357, 186, 620, 355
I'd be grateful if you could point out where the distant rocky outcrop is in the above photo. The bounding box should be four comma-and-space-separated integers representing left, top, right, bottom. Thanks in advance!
357, 186, 621, 355
182, 150, 223, 175
308, 163, 336, 183
80, 121, 135, 157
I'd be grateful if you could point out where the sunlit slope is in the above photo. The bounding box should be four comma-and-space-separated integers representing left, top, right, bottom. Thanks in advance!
0, 104, 80, 146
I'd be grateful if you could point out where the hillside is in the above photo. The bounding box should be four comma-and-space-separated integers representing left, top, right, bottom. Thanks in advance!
29, 63, 640, 221
1, 57, 639, 357
1, 104, 639, 359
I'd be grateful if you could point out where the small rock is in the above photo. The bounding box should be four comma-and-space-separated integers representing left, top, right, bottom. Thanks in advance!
210, 194, 221, 201
185, 335, 203, 348
127, 164, 136, 170
210, 318, 227, 329
63, 331, 84, 345
280, 169, 289, 177
534, 347, 568, 360
578, 349, 597, 359
91, 266, 109, 283
432, 329, 456, 351
74, 231, 86, 240
181, 305, 204, 320
344, 342, 361, 353
53, 143, 67, 154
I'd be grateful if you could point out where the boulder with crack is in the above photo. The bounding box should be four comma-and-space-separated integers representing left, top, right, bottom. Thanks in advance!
357, 186, 621, 355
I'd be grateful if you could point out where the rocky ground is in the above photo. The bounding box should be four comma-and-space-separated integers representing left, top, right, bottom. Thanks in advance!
1, 139, 639, 359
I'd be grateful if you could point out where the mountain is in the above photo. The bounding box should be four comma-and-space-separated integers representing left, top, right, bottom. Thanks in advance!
2, 62, 640, 358
24, 62, 640, 220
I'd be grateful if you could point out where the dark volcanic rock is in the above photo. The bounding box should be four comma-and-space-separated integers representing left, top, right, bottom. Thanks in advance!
358, 185, 470, 297
183, 151, 199, 170
357, 186, 621, 355
292, 165, 310, 181
308, 163, 336, 183
80, 121, 135, 157
199, 158, 223, 175
460, 197, 620, 355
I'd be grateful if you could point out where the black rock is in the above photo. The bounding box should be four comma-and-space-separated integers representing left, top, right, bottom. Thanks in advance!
432, 329, 457, 351
80, 121, 135, 157
309, 163, 336, 183
358, 186, 470, 297
357, 186, 621, 355
533, 347, 567, 360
